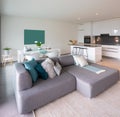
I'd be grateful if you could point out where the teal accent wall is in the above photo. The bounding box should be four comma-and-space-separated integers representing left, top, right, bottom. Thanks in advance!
24, 29, 45, 45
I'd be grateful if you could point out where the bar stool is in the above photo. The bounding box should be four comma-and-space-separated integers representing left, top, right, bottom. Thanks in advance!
72, 47, 88, 59
79, 47, 88, 59
72, 47, 81, 55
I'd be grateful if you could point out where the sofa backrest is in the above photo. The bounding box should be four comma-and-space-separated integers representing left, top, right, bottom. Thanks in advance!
58, 55, 74, 67
37, 57, 59, 64
14, 55, 74, 92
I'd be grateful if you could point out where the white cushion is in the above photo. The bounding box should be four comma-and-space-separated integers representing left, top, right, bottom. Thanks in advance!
73, 55, 88, 67
54, 62, 62, 76
73, 55, 79, 65
41, 58, 56, 78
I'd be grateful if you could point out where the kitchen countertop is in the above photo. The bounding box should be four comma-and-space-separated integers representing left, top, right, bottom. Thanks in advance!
70, 43, 102, 47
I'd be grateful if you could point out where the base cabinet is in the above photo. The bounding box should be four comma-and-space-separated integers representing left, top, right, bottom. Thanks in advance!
71, 45, 102, 63
102, 45, 120, 59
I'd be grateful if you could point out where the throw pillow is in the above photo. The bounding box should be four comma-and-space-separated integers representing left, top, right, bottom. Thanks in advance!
41, 58, 56, 78
73, 55, 79, 66
24, 58, 38, 67
45, 58, 54, 66
54, 62, 62, 76
24, 58, 38, 82
76, 55, 88, 67
35, 63, 48, 80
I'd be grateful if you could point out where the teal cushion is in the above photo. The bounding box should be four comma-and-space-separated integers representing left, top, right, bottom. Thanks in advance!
24, 59, 38, 82
25, 58, 38, 67
35, 63, 48, 80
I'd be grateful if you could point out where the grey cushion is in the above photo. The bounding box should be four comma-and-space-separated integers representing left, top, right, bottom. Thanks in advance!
16, 71, 76, 114
58, 55, 74, 67
15, 63, 32, 91
41, 58, 56, 78
63, 64, 119, 98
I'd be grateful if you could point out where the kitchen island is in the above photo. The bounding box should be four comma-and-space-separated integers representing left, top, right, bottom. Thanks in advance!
71, 44, 102, 63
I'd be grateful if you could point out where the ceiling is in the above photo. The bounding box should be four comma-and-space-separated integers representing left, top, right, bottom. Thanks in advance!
1, 0, 120, 24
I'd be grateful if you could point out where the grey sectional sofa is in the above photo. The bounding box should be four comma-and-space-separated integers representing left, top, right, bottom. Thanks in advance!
14, 55, 119, 114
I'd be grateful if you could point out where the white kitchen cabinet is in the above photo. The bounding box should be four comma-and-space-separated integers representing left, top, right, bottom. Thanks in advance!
102, 45, 120, 59
71, 45, 102, 63
93, 20, 112, 35
77, 22, 92, 43
93, 18, 120, 35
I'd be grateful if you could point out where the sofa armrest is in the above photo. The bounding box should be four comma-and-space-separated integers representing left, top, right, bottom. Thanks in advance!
15, 63, 32, 91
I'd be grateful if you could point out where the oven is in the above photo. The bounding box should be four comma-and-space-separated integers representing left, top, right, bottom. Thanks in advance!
84, 36, 91, 44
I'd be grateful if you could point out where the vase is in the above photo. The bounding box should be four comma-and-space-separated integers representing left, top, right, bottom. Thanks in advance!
38, 47, 42, 50
4, 50, 10, 55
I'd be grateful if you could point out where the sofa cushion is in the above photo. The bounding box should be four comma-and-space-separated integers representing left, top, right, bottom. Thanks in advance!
58, 55, 74, 67
41, 58, 56, 78
54, 62, 62, 76
35, 63, 48, 80
24, 59, 38, 82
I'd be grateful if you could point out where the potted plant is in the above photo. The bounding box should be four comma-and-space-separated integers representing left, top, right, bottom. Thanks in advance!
3, 47, 11, 55
34, 41, 42, 49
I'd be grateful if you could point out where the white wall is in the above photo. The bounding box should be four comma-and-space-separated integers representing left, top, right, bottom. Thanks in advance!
1, 15, 77, 59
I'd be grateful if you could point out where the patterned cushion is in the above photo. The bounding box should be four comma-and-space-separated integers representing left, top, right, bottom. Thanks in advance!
54, 62, 62, 76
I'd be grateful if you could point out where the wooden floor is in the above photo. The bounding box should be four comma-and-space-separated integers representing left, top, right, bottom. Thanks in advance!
98, 57, 120, 71
0, 57, 120, 117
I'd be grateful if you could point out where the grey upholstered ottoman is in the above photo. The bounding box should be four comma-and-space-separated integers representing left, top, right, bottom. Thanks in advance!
63, 64, 119, 98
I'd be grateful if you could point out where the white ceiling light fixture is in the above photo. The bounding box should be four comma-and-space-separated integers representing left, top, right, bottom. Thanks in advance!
77, 17, 81, 20
95, 13, 99, 16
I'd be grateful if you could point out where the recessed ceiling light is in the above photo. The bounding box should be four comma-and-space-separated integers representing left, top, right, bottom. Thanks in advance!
96, 13, 99, 16
77, 17, 81, 20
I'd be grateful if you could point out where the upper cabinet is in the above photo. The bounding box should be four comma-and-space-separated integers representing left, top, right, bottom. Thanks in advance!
93, 19, 120, 35
77, 22, 92, 43
77, 18, 120, 43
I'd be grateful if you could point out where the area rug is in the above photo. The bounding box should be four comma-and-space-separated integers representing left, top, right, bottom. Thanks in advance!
34, 81, 120, 117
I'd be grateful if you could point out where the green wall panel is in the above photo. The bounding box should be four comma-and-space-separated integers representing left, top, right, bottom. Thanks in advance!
24, 29, 45, 44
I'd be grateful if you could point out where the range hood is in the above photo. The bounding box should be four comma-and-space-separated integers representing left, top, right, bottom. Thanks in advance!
100, 34, 109, 36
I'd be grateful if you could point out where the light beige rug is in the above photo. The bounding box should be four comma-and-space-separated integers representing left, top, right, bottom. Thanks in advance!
34, 81, 120, 117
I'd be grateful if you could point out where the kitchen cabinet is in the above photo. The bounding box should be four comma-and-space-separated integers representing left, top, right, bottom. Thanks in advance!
102, 45, 120, 59
71, 44, 102, 63
93, 19, 120, 35
77, 23, 92, 43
